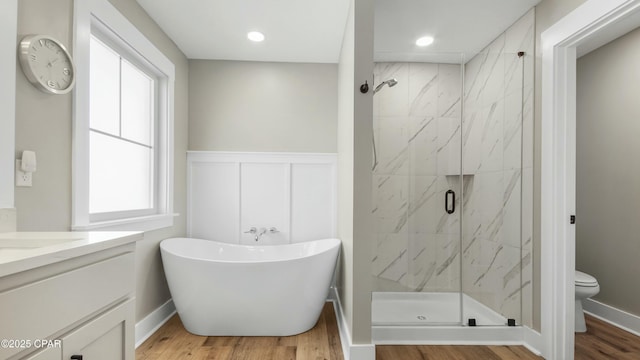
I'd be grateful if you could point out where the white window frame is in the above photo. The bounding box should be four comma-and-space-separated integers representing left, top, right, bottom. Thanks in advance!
73, 0, 175, 231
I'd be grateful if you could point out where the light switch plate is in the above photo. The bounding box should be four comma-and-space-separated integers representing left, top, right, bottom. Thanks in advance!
15, 160, 32, 187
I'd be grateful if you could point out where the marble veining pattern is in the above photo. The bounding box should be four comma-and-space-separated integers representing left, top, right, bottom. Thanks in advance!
460, 9, 535, 325
373, 61, 462, 293
371, 9, 534, 327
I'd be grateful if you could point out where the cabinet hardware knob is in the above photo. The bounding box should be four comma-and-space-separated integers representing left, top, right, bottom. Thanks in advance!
71, 356, 83, 360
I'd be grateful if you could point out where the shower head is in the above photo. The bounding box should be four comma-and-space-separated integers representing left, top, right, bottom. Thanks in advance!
373, 78, 398, 94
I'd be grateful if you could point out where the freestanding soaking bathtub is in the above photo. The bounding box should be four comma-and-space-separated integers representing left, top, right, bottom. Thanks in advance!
160, 237, 341, 336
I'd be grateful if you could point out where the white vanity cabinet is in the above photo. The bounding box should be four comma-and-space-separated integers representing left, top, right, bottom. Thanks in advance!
0, 233, 139, 360
16, 298, 133, 360
60, 299, 134, 360
23, 348, 59, 360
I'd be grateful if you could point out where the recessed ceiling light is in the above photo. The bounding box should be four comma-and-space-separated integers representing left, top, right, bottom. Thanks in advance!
247, 31, 265, 42
415, 36, 434, 47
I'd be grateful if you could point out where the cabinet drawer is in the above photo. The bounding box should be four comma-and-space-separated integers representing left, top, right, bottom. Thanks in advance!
62, 299, 134, 360
0, 253, 134, 359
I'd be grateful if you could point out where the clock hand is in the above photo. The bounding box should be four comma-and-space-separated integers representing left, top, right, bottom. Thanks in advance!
46, 57, 60, 68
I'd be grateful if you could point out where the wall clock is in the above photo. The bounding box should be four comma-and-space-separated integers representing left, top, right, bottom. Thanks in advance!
18, 34, 76, 95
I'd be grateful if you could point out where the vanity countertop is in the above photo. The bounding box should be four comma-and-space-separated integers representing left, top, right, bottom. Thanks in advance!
0, 231, 143, 277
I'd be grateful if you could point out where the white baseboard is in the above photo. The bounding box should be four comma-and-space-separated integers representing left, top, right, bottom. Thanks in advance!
135, 299, 176, 348
330, 287, 376, 360
330, 288, 353, 360
373, 325, 524, 345
583, 298, 640, 337
523, 326, 543, 356
349, 344, 376, 360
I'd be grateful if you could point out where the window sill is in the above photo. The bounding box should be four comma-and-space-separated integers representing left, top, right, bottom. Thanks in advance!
72, 213, 178, 232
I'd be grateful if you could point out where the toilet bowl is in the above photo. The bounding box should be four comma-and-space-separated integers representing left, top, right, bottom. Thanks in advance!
575, 270, 600, 332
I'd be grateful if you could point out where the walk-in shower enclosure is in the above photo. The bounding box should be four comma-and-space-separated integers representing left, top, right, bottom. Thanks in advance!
370, 9, 534, 335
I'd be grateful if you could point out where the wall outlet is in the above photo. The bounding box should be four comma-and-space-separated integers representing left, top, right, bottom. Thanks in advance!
15, 160, 32, 187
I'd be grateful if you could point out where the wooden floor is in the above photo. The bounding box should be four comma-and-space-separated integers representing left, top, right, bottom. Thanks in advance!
135, 302, 344, 360
377, 315, 640, 359
575, 314, 640, 359
376, 344, 543, 360
137, 306, 640, 360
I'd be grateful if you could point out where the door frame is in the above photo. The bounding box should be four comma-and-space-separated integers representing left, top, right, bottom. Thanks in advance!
540, 0, 640, 358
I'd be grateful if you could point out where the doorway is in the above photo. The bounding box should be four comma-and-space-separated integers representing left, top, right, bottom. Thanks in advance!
541, 0, 640, 358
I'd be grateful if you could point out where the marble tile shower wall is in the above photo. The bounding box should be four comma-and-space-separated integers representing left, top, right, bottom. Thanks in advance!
462, 9, 534, 326
371, 61, 463, 293
371, 9, 534, 327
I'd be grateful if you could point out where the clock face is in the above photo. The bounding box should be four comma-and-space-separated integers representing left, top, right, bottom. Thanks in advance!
19, 35, 76, 95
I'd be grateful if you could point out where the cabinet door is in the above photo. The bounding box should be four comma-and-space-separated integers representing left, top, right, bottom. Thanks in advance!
61, 300, 135, 360
0, 253, 134, 360
23, 347, 61, 360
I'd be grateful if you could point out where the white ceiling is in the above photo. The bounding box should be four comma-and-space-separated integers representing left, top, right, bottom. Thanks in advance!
136, 0, 350, 63
136, 0, 540, 64
375, 0, 541, 63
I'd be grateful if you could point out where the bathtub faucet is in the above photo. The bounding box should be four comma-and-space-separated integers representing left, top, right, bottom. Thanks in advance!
244, 227, 257, 241
244, 227, 268, 241
257, 227, 267, 241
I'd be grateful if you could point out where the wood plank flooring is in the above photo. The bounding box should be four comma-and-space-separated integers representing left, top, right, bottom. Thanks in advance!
575, 314, 640, 359
376, 315, 640, 359
135, 302, 344, 360
376, 344, 543, 359
137, 304, 640, 360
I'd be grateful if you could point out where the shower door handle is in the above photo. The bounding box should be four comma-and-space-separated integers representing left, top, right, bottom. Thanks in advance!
445, 190, 455, 214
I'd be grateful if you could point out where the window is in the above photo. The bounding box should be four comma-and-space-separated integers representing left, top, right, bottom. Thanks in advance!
73, 0, 175, 231
89, 36, 156, 219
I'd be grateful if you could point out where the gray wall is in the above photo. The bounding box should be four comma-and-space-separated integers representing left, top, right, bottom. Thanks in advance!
337, 0, 374, 345
189, 60, 337, 152
576, 27, 640, 317
532, 0, 587, 331
15, 0, 189, 322
16, 0, 74, 230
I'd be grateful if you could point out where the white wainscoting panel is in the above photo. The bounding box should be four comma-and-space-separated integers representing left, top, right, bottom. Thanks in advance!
188, 152, 337, 244
240, 163, 289, 245
189, 162, 240, 243
291, 163, 336, 243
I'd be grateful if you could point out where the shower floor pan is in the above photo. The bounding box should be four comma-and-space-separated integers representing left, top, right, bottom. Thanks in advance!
372, 292, 506, 326
372, 292, 526, 345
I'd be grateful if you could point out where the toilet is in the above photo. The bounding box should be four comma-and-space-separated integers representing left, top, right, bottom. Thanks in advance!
575, 270, 600, 332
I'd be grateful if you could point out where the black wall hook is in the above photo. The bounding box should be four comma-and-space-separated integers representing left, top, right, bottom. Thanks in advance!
360, 81, 369, 94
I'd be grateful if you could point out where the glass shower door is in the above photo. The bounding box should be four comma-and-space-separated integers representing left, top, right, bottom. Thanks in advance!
371, 56, 465, 326
370, 1, 535, 332
459, 48, 529, 327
